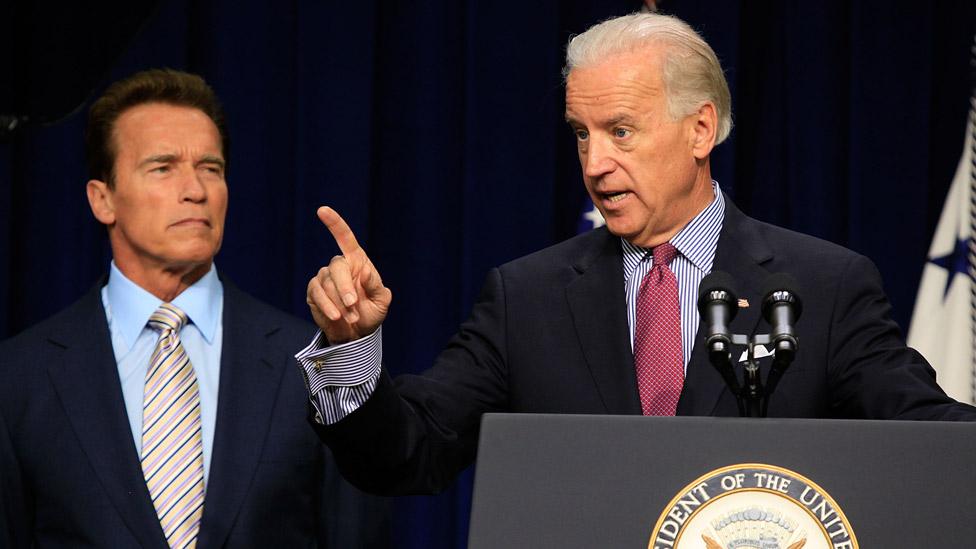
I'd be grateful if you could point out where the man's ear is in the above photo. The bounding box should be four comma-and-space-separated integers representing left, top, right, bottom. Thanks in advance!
86, 179, 116, 226
689, 101, 717, 160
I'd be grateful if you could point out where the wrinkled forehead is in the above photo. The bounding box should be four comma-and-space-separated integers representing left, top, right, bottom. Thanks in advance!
115, 101, 219, 137
111, 103, 223, 156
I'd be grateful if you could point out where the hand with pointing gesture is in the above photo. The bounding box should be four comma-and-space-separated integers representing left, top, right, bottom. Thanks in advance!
306, 207, 392, 344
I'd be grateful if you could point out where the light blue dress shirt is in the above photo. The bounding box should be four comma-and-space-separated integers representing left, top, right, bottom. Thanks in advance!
101, 261, 223, 484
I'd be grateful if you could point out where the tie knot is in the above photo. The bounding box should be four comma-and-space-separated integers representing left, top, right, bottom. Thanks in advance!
148, 303, 188, 333
652, 242, 678, 267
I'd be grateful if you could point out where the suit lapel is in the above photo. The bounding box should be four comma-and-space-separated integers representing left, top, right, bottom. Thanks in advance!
565, 229, 642, 414
679, 198, 773, 416
45, 286, 169, 548
197, 284, 288, 549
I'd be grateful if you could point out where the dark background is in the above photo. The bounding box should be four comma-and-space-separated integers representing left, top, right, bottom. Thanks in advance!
1, 1, 974, 547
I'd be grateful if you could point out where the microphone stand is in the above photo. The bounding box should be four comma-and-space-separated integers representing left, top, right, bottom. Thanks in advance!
707, 334, 745, 417
707, 333, 796, 418
761, 337, 798, 417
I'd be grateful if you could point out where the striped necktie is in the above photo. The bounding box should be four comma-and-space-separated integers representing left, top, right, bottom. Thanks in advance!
142, 303, 205, 549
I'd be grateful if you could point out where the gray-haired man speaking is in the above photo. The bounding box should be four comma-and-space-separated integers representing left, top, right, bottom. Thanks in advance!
298, 12, 976, 496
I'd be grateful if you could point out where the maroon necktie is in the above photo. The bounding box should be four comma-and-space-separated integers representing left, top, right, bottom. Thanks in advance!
633, 242, 684, 416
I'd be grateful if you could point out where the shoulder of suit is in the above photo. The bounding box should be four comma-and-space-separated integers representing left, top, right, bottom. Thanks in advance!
0, 286, 105, 388
743, 214, 870, 268
0, 286, 103, 353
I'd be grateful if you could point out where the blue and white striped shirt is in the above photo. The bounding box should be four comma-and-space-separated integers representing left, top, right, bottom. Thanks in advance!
297, 183, 725, 423
295, 328, 382, 424
622, 184, 725, 371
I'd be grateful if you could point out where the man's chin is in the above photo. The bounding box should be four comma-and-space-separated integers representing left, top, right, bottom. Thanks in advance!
605, 223, 664, 249
603, 219, 638, 240
163, 246, 218, 272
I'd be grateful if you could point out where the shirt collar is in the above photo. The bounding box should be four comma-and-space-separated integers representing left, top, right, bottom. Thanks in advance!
106, 261, 223, 348
621, 182, 725, 279
670, 182, 725, 273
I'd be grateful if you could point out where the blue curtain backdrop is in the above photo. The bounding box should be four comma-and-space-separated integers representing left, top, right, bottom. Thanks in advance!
2, 1, 974, 547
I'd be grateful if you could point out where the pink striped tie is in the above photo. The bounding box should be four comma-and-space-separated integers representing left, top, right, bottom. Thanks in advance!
633, 243, 684, 416
142, 303, 204, 549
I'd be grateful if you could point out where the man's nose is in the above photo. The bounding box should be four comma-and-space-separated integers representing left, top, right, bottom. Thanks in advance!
582, 137, 616, 178
179, 166, 207, 202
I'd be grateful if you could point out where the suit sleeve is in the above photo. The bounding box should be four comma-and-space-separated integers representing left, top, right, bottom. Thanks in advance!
316, 448, 392, 548
310, 267, 510, 495
826, 254, 976, 419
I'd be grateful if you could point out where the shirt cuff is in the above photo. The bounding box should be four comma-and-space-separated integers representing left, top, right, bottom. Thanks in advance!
295, 327, 382, 425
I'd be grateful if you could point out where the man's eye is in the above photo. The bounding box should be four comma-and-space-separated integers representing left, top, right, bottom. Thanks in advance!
151, 165, 170, 174
613, 128, 631, 139
575, 129, 589, 141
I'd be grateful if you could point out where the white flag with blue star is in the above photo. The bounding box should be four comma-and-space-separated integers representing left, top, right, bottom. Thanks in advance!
907, 107, 975, 405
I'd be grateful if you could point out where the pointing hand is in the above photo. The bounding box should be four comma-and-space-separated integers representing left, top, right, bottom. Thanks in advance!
306, 207, 392, 344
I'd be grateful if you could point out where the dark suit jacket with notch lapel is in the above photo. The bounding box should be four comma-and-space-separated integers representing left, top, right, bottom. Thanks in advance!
0, 278, 389, 548
315, 195, 976, 496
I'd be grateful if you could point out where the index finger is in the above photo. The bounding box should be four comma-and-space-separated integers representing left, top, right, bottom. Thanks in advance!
317, 206, 362, 256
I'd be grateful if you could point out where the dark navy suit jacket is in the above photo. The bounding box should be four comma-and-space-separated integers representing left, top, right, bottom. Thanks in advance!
0, 279, 389, 548
315, 196, 976, 496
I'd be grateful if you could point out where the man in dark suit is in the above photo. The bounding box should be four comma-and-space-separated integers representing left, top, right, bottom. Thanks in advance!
0, 69, 388, 548
297, 13, 976, 496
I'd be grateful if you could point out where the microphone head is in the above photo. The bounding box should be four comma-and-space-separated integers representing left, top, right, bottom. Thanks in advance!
761, 272, 803, 322
697, 270, 739, 318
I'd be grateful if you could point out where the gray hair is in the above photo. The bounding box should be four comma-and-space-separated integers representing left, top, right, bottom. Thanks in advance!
564, 12, 733, 144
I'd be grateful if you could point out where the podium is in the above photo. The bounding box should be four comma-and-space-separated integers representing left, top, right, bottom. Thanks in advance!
468, 414, 976, 548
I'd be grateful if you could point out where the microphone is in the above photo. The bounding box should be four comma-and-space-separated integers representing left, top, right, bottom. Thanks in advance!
760, 273, 803, 361
697, 271, 739, 357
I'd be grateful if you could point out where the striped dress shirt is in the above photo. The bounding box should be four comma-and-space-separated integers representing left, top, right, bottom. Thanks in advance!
297, 184, 725, 424
622, 184, 725, 370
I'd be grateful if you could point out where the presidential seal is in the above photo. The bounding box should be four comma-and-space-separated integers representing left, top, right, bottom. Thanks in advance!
647, 463, 857, 549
